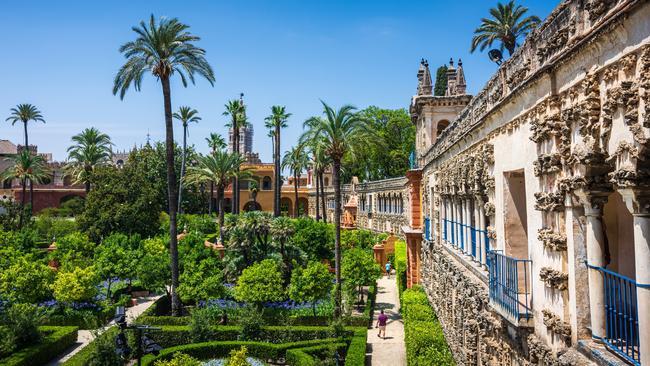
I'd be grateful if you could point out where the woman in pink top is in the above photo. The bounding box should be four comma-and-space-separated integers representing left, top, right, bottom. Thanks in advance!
376, 309, 388, 339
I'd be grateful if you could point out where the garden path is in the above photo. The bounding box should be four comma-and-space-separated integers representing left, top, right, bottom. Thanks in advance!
46, 295, 160, 366
367, 275, 406, 366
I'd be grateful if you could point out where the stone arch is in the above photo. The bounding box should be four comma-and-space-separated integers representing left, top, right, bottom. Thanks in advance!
297, 197, 309, 216
243, 201, 262, 212
436, 119, 450, 137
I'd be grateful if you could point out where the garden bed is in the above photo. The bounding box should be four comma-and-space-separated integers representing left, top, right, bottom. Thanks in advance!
0, 326, 78, 366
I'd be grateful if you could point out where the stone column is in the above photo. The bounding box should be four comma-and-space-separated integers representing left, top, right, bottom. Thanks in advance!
455, 197, 461, 249
463, 197, 472, 255
620, 189, 650, 365
439, 196, 446, 243
473, 197, 481, 262
577, 191, 608, 341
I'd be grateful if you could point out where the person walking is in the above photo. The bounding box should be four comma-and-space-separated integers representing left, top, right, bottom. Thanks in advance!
385, 261, 391, 279
376, 309, 388, 339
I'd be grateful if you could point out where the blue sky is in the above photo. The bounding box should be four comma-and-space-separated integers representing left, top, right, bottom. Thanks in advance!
0, 0, 557, 162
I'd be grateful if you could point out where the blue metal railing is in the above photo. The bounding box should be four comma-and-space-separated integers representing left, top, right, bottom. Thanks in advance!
424, 217, 431, 241
586, 263, 649, 365
488, 250, 532, 321
443, 219, 490, 265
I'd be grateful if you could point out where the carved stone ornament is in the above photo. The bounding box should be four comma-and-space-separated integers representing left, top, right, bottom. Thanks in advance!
534, 191, 565, 212
542, 309, 572, 340
528, 334, 559, 365
533, 153, 563, 176
585, 0, 615, 22
484, 202, 495, 217
537, 228, 567, 251
540, 267, 569, 290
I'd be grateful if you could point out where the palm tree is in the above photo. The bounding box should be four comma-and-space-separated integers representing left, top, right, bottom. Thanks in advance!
470, 0, 540, 56
264, 106, 291, 217
173, 106, 201, 213
113, 14, 215, 316
1, 150, 50, 227
184, 151, 252, 244
223, 97, 248, 215
65, 127, 113, 193
6, 104, 45, 149
282, 146, 308, 218
205, 133, 226, 214
301, 101, 375, 317
310, 142, 331, 222
7, 103, 46, 209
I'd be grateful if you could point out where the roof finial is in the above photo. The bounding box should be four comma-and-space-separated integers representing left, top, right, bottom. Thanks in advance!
449, 57, 454, 67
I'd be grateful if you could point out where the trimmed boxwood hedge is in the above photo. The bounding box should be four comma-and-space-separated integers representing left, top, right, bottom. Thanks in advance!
402, 287, 455, 365
0, 326, 78, 366
140, 339, 340, 366
285, 342, 348, 366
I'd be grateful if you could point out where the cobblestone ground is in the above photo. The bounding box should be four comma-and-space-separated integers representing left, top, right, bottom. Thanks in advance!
368, 275, 406, 366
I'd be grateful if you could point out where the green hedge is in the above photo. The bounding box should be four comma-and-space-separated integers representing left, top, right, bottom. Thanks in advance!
343, 327, 367, 366
285, 342, 348, 366
141, 339, 340, 366
402, 287, 455, 365
62, 327, 118, 366
0, 326, 78, 366
144, 325, 344, 348
395, 240, 407, 301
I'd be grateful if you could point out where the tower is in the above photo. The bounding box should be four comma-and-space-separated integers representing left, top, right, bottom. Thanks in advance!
228, 93, 254, 154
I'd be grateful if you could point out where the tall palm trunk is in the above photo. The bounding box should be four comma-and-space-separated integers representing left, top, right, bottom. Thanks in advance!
209, 147, 216, 215
274, 126, 281, 217
320, 171, 326, 224
315, 169, 320, 221
23, 121, 33, 213
19, 177, 26, 228
84, 166, 91, 193
333, 159, 342, 317
293, 171, 299, 218
178, 124, 188, 213
161, 76, 181, 316
218, 186, 225, 244
233, 125, 239, 215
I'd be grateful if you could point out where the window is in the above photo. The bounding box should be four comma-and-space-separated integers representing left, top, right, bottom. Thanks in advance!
262, 176, 272, 190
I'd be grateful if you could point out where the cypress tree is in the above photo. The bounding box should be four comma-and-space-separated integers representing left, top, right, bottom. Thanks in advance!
434, 65, 448, 96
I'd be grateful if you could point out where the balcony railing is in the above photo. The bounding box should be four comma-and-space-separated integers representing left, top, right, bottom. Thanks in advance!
442, 219, 489, 265
587, 263, 649, 365
488, 250, 532, 322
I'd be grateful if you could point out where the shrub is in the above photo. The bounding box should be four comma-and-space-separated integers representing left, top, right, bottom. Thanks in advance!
292, 218, 334, 261
154, 352, 201, 366
340, 229, 378, 250
402, 288, 454, 365
0, 255, 54, 303
86, 329, 123, 366
177, 214, 217, 236
0, 304, 43, 356
289, 262, 333, 316
237, 306, 264, 341
52, 266, 100, 303
0, 326, 78, 366
235, 259, 284, 305
341, 248, 381, 304
189, 307, 214, 343
225, 346, 249, 366
33, 216, 78, 241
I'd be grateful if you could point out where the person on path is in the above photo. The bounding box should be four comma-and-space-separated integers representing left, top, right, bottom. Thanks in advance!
376, 309, 388, 339
385, 261, 391, 278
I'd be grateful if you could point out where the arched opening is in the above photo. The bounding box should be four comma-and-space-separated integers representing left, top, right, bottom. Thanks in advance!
243, 201, 262, 212
280, 197, 293, 217
324, 177, 329, 186
503, 170, 528, 259
297, 197, 309, 216
436, 120, 450, 137
262, 176, 272, 190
